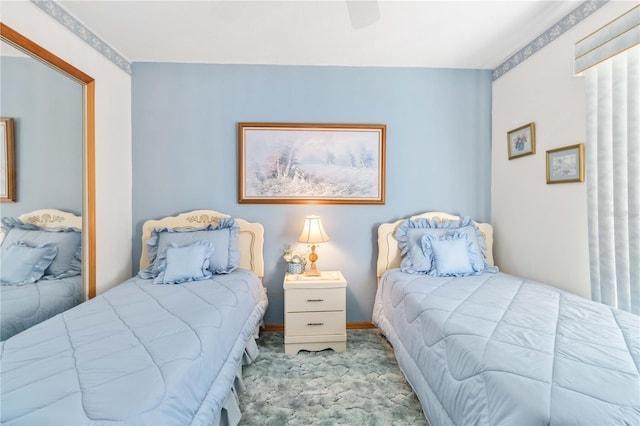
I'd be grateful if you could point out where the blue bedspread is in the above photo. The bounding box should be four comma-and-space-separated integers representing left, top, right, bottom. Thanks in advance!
1, 275, 82, 341
373, 269, 640, 425
1, 269, 267, 425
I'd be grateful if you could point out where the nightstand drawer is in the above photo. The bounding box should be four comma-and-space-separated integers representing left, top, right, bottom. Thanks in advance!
285, 288, 345, 312
285, 311, 345, 336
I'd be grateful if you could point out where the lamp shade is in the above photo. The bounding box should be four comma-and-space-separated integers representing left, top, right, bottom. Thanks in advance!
298, 215, 330, 244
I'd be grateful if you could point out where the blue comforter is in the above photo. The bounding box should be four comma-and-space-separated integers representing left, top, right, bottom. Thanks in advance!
1, 275, 82, 341
373, 270, 640, 425
1, 269, 267, 425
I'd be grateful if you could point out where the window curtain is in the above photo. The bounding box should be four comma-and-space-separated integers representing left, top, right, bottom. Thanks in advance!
584, 44, 639, 314
576, 6, 640, 314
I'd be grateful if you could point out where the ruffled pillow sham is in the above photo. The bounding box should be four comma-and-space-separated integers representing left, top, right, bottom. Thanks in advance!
395, 216, 497, 275
153, 240, 214, 285
421, 232, 481, 277
0, 241, 58, 285
0, 217, 82, 279
139, 217, 240, 279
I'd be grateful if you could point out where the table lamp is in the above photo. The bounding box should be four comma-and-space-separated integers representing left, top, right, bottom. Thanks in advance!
298, 215, 330, 276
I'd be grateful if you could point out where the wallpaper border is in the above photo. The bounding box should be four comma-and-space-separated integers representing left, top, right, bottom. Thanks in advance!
31, 0, 608, 80
30, 0, 132, 75
492, 0, 609, 80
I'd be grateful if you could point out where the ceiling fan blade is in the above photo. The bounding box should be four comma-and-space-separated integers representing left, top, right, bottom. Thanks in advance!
345, 0, 380, 29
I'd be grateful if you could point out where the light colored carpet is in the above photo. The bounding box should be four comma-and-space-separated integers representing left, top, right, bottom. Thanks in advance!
238, 329, 428, 425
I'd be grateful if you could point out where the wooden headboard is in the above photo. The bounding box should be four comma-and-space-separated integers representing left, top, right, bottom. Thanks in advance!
139, 210, 265, 279
376, 211, 494, 279
0, 208, 82, 242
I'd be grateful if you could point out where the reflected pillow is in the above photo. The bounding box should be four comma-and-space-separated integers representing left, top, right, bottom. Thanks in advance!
139, 217, 240, 279
1, 217, 81, 279
0, 241, 58, 285
421, 232, 478, 277
395, 216, 497, 275
153, 240, 214, 285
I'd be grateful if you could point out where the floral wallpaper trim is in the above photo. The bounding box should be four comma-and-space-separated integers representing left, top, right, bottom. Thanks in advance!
31, 0, 607, 81
493, 0, 609, 81
31, 0, 132, 75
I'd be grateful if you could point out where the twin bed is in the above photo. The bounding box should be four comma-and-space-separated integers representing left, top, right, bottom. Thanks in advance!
373, 211, 639, 425
1, 209, 268, 425
0, 209, 83, 340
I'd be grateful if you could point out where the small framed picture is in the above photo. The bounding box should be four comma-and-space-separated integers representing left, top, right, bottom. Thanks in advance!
507, 122, 535, 159
546, 143, 585, 184
0, 117, 16, 202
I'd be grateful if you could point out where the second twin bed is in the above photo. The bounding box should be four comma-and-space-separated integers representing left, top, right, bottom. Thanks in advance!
373, 211, 639, 425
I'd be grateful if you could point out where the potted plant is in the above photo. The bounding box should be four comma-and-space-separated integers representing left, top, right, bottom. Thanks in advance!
283, 247, 307, 274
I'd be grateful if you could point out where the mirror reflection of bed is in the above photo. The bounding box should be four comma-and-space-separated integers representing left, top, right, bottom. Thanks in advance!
0, 28, 89, 340
0, 209, 83, 340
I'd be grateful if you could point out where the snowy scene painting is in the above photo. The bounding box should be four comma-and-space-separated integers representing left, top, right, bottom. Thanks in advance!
0, 117, 15, 202
238, 123, 386, 204
546, 143, 584, 184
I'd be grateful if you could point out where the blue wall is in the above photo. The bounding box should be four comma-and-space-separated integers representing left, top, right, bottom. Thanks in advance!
132, 63, 492, 324
0, 56, 83, 217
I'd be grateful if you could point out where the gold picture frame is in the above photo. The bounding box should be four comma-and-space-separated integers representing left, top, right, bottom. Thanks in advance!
507, 122, 536, 159
238, 122, 386, 204
546, 143, 585, 184
0, 117, 16, 202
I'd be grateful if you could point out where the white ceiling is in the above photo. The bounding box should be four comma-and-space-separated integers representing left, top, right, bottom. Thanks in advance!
58, 0, 584, 69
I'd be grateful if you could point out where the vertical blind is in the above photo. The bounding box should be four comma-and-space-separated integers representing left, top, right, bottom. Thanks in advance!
577, 5, 639, 314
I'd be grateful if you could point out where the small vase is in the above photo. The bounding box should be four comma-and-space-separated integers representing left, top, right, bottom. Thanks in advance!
287, 263, 305, 274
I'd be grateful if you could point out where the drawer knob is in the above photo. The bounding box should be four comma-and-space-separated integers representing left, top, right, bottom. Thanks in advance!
307, 322, 324, 326
306, 299, 324, 302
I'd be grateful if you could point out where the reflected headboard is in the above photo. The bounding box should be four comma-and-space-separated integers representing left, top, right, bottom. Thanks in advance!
139, 210, 265, 279
0, 208, 82, 242
376, 211, 494, 279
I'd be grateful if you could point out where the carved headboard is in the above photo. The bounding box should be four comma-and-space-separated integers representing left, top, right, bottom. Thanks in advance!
139, 210, 265, 278
0, 208, 82, 242
376, 211, 494, 279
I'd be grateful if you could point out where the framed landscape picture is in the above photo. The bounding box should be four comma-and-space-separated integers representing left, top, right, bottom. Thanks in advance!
546, 143, 585, 184
0, 117, 16, 202
238, 123, 386, 204
507, 122, 536, 159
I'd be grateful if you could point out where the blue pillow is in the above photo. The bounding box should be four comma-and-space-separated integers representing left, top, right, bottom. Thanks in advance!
0, 241, 58, 285
153, 240, 214, 285
395, 216, 497, 275
421, 232, 479, 277
139, 217, 240, 279
1, 217, 81, 279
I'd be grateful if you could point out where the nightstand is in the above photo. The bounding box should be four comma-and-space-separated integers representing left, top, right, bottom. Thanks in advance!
283, 271, 347, 354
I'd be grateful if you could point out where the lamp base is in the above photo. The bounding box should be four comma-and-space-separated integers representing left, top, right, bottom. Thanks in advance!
305, 262, 321, 277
